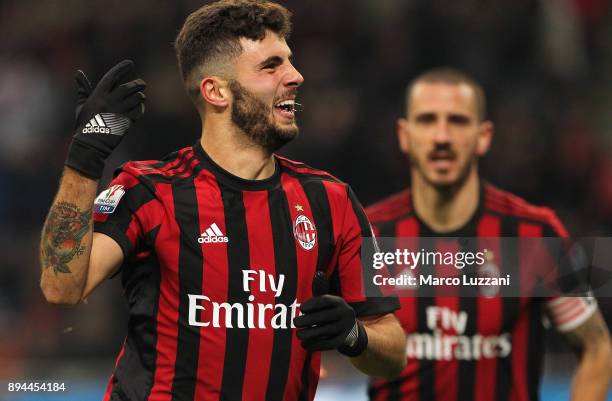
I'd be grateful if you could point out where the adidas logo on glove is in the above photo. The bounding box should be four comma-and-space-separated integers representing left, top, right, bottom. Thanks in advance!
81, 113, 130, 135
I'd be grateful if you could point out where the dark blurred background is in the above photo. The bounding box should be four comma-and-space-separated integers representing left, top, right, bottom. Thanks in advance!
1, 0, 611, 400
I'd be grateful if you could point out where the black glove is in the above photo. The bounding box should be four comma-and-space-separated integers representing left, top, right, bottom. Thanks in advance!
294, 271, 368, 356
66, 59, 146, 179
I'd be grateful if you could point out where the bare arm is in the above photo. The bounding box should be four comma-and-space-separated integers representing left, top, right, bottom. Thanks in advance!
40, 167, 123, 304
563, 309, 612, 401
350, 313, 407, 379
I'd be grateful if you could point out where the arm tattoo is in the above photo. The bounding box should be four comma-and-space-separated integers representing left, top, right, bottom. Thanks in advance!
41, 201, 92, 274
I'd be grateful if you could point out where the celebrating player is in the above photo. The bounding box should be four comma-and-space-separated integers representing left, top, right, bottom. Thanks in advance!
39, 1, 406, 400
366, 68, 611, 401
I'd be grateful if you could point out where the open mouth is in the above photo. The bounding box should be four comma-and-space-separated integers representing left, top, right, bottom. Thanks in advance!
274, 99, 301, 120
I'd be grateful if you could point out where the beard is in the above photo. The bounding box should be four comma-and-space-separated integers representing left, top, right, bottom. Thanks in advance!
228, 80, 299, 153
408, 145, 476, 194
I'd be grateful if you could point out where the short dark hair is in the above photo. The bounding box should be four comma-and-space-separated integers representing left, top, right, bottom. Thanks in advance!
175, 0, 292, 99
405, 67, 487, 121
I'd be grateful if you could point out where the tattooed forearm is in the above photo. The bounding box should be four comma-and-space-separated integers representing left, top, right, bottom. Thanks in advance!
41, 201, 92, 275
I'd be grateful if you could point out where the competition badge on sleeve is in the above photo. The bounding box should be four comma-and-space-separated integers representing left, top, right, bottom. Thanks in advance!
94, 185, 126, 214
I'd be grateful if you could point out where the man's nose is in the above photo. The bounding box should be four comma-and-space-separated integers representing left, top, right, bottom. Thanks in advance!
284, 63, 304, 87
433, 120, 451, 143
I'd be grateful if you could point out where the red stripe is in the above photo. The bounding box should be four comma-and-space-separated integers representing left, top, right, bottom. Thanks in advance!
102, 338, 127, 401
509, 222, 543, 401
240, 190, 276, 401
475, 214, 502, 401
557, 304, 586, 324
433, 240, 460, 401
276, 157, 339, 181
509, 307, 529, 401
159, 148, 190, 173
193, 170, 229, 401
125, 199, 160, 250
395, 217, 419, 401
147, 183, 180, 401
322, 180, 366, 303
280, 173, 320, 401
484, 186, 567, 236
366, 190, 412, 223
178, 152, 202, 179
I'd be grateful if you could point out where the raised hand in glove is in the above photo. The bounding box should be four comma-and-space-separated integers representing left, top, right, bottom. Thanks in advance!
294, 271, 368, 356
66, 59, 146, 179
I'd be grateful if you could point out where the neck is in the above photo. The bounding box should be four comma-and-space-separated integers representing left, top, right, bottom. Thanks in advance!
411, 167, 480, 233
200, 114, 276, 180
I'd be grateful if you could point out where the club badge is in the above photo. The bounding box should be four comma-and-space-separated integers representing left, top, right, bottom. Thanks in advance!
294, 214, 317, 251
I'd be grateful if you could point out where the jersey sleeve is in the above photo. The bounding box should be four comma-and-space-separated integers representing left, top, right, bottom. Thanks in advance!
538, 210, 597, 331
334, 186, 400, 317
93, 164, 161, 261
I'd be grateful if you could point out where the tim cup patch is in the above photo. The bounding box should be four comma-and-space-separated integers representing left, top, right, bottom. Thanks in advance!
94, 185, 126, 214
294, 214, 317, 251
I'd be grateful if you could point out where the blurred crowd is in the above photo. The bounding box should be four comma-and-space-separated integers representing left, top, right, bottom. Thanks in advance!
1, 0, 611, 386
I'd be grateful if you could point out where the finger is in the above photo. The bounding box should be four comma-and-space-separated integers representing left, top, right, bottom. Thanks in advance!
300, 295, 336, 314
294, 310, 341, 328
124, 102, 145, 121
312, 271, 329, 296
302, 336, 343, 352
98, 60, 134, 92
296, 322, 343, 341
115, 79, 147, 98
119, 91, 146, 111
75, 70, 93, 94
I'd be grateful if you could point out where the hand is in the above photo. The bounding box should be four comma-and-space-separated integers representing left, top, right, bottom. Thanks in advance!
294, 272, 368, 356
66, 60, 146, 179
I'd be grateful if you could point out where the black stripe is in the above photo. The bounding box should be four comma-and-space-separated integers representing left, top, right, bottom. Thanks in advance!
527, 301, 544, 401
173, 152, 197, 177
265, 187, 298, 401
457, 232, 478, 401
282, 169, 341, 185
294, 177, 333, 401
110, 226, 161, 401
496, 215, 519, 401
367, 377, 402, 401
417, 235, 435, 401
347, 187, 386, 300
170, 178, 203, 401
218, 187, 251, 401
296, 177, 334, 274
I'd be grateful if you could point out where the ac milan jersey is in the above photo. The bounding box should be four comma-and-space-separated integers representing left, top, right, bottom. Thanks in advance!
365, 183, 595, 401
93, 142, 399, 401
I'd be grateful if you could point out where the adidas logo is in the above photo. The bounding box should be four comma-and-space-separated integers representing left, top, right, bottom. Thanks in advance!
81, 113, 130, 135
82, 114, 111, 134
198, 223, 229, 244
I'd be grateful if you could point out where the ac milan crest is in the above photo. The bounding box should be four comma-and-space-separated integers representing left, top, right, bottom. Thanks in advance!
293, 214, 317, 251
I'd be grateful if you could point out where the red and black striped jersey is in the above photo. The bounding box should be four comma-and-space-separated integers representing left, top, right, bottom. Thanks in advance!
365, 183, 595, 401
93, 142, 399, 401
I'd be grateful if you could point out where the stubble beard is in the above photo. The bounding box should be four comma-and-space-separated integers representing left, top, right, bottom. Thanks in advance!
229, 80, 298, 153
409, 150, 476, 195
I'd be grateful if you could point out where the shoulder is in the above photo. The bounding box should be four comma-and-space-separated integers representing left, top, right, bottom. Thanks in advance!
276, 154, 350, 200
483, 183, 568, 236
112, 146, 197, 184
365, 189, 412, 224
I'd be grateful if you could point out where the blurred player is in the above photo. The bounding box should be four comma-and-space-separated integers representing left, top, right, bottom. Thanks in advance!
39, 1, 406, 400
366, 68, 611, 401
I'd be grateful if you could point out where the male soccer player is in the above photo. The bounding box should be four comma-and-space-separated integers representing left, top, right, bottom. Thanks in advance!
366, 68, 611, 401
38, 1, 406, 400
